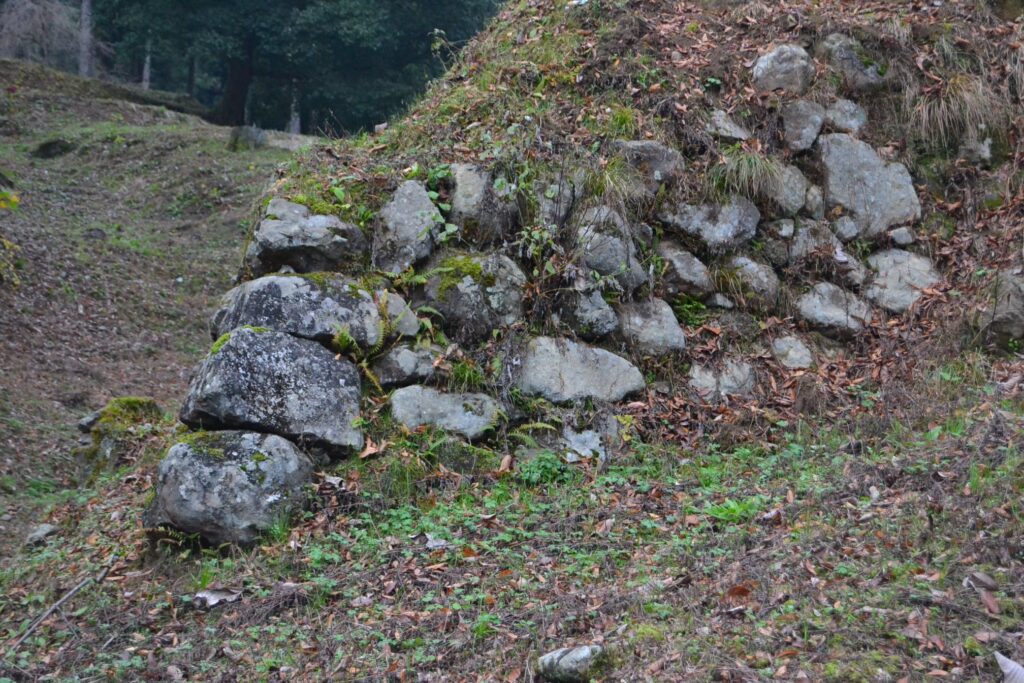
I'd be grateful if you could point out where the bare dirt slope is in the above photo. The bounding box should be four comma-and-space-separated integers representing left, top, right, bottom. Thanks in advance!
0, 61, 296, 552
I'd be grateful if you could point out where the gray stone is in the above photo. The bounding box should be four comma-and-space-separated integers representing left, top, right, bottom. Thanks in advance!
372, 181, 441, 274
772, 336, 814, 369
705, 293, 735, 309
864, 249, 941, 313
561, 427, 606, 464
611, 140, 683, 200
770, 164, 809, 216
449, 164, 518, 245
805, 185, 825, 220
244, 199, 368, 278
706, 109, 751, 141
832, 216, 861, 242
783, 100, 826, 152
826, 99, 868, 134
976, 271, 1024, 348
752, 44, 815, 94
689, 359, 756, 401
657, 241, 713, 296
180, 328, 363, 457
796, 282, 872, 336
390, 386, 500, 441
959, 137, 993, 165
556, 289, 619, 340
539, 177, 576, 228
576, 206, 646, 292
537, 645, 605, 683
617, 298, 687, 354
419, 253, 526, 343
211, 275, 418, 350
370, 343, 440, 388
890, 227, 915, 246
729, 255, 780, 306
150, 431, 313, 547
516, 337, 645, 403
818, 134, 921, 237
659, 196, 760, 254
25, 523, 59, 547
769, 219, 796, 239
818, 34, 886, 92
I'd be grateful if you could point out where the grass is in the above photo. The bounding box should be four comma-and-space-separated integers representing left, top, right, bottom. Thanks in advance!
909, 74, 1007, 150
707, 143, 783, 202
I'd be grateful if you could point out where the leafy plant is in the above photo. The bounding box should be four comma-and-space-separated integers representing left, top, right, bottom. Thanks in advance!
516, 450, 575, 486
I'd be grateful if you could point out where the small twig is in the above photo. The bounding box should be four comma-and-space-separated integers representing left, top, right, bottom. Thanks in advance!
5, 556, 118, 657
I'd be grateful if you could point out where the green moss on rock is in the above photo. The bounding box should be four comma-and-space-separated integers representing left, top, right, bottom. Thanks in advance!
437, 255, 495, 298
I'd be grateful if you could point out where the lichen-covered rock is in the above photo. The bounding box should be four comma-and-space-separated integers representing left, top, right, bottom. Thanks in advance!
538, 177, 576, 228
805, 184, 825, 220
556, 288, 619, 340
244, 198, 368, 278
611, 140, 683, 200
783, 100, 826, 152
818, 34, 887, 92
826, 99, 868, 134
819, 134, 921, 237
796, 282, 872, 336
689, 359, 756, 401
864, 249, 941, 313
370, 343, 441, 388
975, 271, 1024, 348
372, 181, 441, 274
752, 44, 815, 94
211, 275, 418, 350
659, 196, 760, 254
770, 164, 809, 217
180, 328, 363, 456
706, 109, 751, 141
657, 241, 713, 297
772, 336, 814, 369
729, 255, 781, 306
516, 337, 645, 403
576, 206, 647, 292
890, 227, 915, 246
418, 253, 526, 343
390, 386, 500, 440
617, 298, 686, 354
832, 216, 861, 242
537, 645, 605, 683
149, 431, 313, 546
449, 163, 518, 245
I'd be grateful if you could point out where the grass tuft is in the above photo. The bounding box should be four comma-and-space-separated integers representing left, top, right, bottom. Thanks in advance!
909, 74, 1006, 150
706, 143, 782, 202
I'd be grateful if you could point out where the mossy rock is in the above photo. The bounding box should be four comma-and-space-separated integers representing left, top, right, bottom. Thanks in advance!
83, 397, 165, 477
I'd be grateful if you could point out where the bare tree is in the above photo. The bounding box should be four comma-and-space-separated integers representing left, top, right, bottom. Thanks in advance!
78, 0, 92, 77
0, 0, 78, 70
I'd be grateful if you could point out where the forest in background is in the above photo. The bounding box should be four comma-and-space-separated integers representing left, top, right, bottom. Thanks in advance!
0, 0, 501, 133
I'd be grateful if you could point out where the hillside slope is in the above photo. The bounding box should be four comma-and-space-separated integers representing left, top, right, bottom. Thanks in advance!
2, 2, 1024, 682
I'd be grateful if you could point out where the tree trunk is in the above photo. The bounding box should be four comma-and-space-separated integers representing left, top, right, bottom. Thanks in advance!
212, 41, 254, 126
78, 0, 92, 77
286, 85, 301, 134
187, 54, 197, 99
141, 37, 152, 90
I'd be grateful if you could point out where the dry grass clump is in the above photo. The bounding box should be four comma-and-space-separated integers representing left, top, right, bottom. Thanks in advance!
908, 73, 1007, 149
706, 142, 782, 202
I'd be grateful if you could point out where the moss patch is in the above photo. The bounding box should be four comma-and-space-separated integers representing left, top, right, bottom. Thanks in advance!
436, 255, 494, 298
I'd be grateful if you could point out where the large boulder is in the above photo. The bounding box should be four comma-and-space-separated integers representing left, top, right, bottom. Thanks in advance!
370, 343, 441, 388
180, 328, 363, 457
390, 386, 500, 440
418, 253, 526, 343
372, 181, 441, 274
516, 337, 645, 403
772, 336, 814, 369
244, 198, 368, 278
211, 275, 418, 350
818, 134, 921, 237
796, 282, 872, 337
826, 99, 868, 135
769, 164, 809, 217
617, 298, 687, 354
537, 645, 605, 683
863, 249, 941, 313
659, 197, 760, 254
611, 140, 683, 200
657, 241, 713, 297
975, 271, 1024, 348
728, 256, 781, 307
818, 34, 886, 92
150, 431, 314, 547
783, 100, 826, 152
752, 44, 815, 94
576, 207, 647, 292
448, 164, 519, 246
